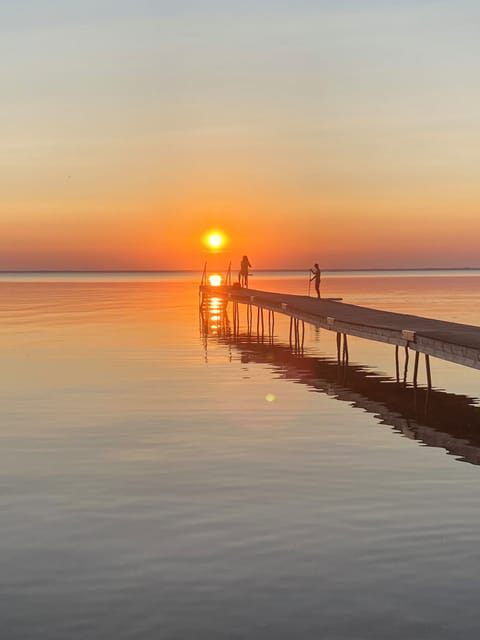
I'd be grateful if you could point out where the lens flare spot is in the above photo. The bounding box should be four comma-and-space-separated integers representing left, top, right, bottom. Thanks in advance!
265, 393, 275, 403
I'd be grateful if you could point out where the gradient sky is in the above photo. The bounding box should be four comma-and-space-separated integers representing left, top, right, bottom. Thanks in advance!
1, 0, 479, 270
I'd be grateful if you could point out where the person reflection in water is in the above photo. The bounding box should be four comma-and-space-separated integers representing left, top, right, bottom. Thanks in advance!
240, 255, 252, 288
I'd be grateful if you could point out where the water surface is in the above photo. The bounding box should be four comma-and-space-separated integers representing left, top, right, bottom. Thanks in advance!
1, 271, 480, 639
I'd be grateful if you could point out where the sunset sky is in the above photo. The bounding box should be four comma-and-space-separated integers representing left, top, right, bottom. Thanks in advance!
1, 1, 479, 270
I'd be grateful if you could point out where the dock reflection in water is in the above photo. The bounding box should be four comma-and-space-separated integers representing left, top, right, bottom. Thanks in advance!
200, 290, 480, 468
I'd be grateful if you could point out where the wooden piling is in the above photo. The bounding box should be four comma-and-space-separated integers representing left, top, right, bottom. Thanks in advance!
413, 351, 420, 386
425, 354, 432, 389
403, 346, 409, 384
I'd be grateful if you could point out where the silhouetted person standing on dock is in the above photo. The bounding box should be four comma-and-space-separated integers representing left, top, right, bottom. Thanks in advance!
310, 263, 321, 298
240, 255, 252, 288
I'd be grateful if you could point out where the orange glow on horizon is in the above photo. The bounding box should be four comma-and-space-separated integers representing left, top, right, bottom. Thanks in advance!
2, 189, 480, 271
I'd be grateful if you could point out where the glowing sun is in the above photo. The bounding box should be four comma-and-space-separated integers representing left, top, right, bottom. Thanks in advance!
204, 231, 225, 250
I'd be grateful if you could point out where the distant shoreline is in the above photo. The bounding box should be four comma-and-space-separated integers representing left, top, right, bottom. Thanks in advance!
0, 268, 479, 274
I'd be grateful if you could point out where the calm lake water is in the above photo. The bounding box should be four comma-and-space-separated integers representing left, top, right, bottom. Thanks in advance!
1, 270, 480, 639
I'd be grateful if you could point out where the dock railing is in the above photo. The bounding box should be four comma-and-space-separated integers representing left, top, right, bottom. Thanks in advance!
225, 261, 232, 286
200, 261, 207, 287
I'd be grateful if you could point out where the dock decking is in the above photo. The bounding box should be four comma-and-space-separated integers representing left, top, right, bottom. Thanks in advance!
216, 286, 480, 371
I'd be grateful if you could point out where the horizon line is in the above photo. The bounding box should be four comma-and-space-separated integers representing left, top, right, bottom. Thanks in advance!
1, 267, 479, 274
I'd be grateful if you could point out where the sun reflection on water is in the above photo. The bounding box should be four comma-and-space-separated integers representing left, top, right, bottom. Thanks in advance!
208, 274, 222, 287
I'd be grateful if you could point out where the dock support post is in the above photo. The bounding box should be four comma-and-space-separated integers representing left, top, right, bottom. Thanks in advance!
289, 317, 293, 346
301, 321, 305, 351
342, 334, 349, 365
336, 332, 341, 364
232, 302, 238, 337
403, 345, 409, 384
261, 308, 264, 337
425, 354, 432, 389
247, 304, 253, 336
413, 351, 420, 386
256, 307, 260, 336
268, 310, 275, 342
395, 346, 400, 382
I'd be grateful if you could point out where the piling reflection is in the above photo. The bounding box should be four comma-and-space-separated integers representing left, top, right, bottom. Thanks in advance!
237, 338, 480, 466
199, 294, 231, 339
200, 292, 480, 467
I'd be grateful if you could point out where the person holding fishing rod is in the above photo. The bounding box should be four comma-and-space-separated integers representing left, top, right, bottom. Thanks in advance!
309, 263, 321, 298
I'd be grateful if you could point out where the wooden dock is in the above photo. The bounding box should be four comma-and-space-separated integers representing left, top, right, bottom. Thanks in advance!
205, 285, 480, 372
